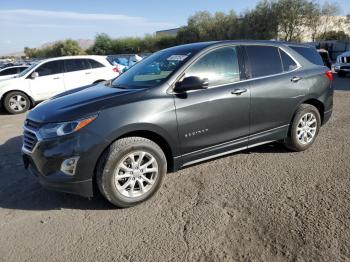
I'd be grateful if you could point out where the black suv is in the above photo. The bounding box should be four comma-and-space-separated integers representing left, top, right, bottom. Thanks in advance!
22, 41, 334, 207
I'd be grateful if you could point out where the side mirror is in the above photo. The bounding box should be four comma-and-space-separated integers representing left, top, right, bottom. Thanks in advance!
174, 76, 209, 93
31, 72, 39, 79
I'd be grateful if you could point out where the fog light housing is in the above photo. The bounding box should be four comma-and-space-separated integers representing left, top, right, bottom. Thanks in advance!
60, 157, 80, 176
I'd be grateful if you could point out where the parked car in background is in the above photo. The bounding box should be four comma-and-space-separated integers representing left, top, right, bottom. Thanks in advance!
0, 55, 119, 114
109, 54, 148, 74
317, 49, 332, 69
334, 50, 350, 77
0, 65, 29, 81
22, 41, 333, 207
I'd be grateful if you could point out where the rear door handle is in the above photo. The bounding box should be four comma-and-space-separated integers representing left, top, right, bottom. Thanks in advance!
231, 88, 247, 95
85, 72, 92, 75
291, 76, 302, 82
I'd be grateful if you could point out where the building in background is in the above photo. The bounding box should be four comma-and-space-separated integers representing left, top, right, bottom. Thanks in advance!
156, 28, 181, 37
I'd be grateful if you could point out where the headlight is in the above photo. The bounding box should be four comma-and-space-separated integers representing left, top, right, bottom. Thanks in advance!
38, 115, 98, 139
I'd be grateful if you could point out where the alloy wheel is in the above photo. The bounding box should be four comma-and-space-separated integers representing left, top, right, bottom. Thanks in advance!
114, 151, 159, 198
8, 95, 27, 112
296, 112, 317, 145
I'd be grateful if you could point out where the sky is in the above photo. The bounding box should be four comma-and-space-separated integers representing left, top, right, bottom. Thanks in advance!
0, 0, 349, 55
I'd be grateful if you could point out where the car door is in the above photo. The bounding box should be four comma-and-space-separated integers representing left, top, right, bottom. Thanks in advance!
173, 46, 251, 165
244, 45, 307, 146
63, 59, 93, 90
28, 60, 65, 101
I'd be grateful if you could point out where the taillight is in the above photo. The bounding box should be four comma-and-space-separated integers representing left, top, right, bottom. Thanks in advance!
325, 70, 334, 81
113, 67, 119, 73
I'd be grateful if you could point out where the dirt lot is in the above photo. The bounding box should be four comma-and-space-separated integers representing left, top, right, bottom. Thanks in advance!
0, 76, 349, 262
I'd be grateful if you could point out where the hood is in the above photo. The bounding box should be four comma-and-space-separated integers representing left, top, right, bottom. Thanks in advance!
338, 51, 350, 57
27, 83, 142, 123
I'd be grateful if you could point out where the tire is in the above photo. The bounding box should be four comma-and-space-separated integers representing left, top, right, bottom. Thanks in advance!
283, 104, 321, 152
96, 137, 167, 207
338, 71, 346, 78
3, 91, 31, 114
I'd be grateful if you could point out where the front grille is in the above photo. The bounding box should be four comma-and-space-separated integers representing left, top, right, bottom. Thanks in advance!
341, 66, 350, 70
23, 129, 38, 152
341, 57, 350, 64
25, 119, 41, 130
23, 119, 41, 153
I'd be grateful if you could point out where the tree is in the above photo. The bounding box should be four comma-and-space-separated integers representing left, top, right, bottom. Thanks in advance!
275, 0, 318, 41
49, 40, 85, 57
315, 2, 340, 40
239, 0, 278, 40
88, 33, 113, 55
317, 30, 350, 41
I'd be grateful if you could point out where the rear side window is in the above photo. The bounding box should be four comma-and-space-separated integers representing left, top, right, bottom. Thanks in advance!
279, 49, 298, 72
186, 46, 240, 87
36, 61, 64, 77
245, 46, 283, 78
288, 46, 323, 66
0, 67, 17, 76
88, 59, 105, 69
65, 59, 91, 72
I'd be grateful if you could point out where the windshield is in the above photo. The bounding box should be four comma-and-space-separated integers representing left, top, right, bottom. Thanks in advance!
111, 48, 195, 89
17, 63, 38, 78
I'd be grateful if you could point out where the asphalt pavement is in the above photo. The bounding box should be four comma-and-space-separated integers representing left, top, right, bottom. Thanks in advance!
0, 75, 349, 262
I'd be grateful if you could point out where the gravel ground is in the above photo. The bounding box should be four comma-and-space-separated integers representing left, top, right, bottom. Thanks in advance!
0, 76, 349, 262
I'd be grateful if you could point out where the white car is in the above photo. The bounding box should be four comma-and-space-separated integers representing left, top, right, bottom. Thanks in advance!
0, 56, 119, 114
0, 65, 29, 81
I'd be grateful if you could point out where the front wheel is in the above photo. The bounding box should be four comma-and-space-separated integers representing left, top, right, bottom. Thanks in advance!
96, 137, 167, 207
3, 91, 31, 114
284, 104, 321, 152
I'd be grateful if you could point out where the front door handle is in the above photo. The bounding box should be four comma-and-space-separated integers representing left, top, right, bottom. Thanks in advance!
291, 76, 302, 82
53, 77, 60, 80
85, 72, 92, 75
231, 88, 247, 95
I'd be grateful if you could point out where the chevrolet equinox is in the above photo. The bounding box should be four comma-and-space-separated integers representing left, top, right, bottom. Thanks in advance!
22, 41, 334, 207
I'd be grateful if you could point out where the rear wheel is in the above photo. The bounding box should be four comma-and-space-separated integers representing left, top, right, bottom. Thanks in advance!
284, 104, 321, 152
3, 91, 31, 114
96, 137, 167, 207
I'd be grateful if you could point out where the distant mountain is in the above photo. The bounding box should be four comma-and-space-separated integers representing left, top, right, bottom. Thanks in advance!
40, 39, 95, 50
2, 39, 94, 57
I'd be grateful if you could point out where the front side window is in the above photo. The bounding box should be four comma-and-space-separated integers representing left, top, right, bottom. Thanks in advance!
279, 49, 298, 72
185, 46, 240, 87
65, 59, 91, 72
36, 61, 64, 77
245, 45, 283, 78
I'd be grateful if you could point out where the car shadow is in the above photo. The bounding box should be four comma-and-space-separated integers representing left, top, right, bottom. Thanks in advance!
0, 136, 290, 211
0, 135, 115, 211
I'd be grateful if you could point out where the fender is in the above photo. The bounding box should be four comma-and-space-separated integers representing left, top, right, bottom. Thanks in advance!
105, 122, 181, 158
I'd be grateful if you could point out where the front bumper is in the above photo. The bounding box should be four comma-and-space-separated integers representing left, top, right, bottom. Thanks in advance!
22, 129, 110, 198
23, 153, 93, 197
334, 64, 350, 72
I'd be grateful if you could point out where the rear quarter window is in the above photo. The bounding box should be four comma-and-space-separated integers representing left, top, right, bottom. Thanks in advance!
88, 59, 105, 69
288, 46, 323, 66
